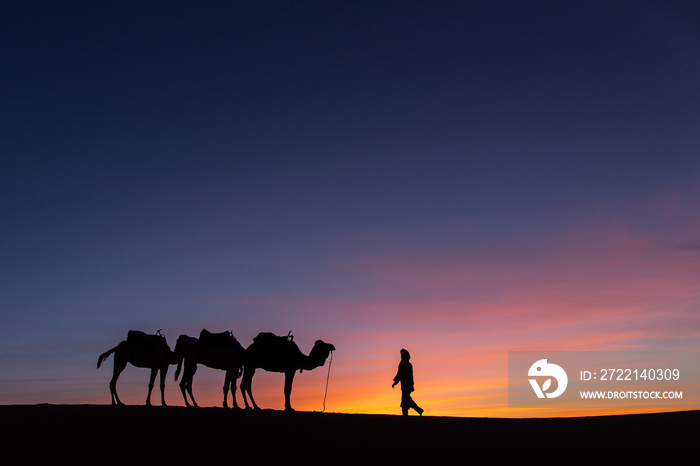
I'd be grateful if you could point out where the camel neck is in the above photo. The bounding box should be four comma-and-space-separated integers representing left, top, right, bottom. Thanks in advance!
299, 351, 327, 371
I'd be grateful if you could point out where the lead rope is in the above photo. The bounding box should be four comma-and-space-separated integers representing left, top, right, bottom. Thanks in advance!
320, 351, 333, 412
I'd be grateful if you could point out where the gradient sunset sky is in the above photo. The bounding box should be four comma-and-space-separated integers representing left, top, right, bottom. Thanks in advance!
2, 1, 699, 417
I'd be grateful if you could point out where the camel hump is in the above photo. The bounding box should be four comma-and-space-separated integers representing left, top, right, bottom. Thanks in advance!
253, 332, 288, 345
199, 329, 234, 347
127, 330, 167, 349
251, 332, 298, 357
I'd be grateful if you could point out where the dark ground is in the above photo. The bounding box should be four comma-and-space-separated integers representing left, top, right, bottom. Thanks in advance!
1, 405, 697, 464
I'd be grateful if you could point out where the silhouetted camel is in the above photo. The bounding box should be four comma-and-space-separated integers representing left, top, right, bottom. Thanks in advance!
241, 332, 335, 411
174, 329, 245, 408
97, 330, 181, 406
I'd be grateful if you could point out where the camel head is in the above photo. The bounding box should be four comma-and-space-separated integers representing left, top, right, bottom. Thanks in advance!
164, 340, 182, 366
173, 335, 188, 357
308, 340, 335, 366
172, 335, 191, 378
168, 349, 183, 365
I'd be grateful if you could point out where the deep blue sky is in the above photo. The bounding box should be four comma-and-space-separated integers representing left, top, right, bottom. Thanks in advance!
1, 1, 699, 412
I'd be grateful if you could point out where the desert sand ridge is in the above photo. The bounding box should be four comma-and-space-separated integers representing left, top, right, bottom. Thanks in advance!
1, 405, 696, 464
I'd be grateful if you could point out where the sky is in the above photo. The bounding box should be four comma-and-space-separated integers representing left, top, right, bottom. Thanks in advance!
1, 1, 699, 417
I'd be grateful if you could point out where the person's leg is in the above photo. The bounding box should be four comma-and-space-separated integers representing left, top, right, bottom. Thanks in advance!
401, 393, 409, 415
405, 394, 423, 415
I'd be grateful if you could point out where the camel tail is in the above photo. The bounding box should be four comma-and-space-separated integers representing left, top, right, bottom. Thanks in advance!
174, 360, 182, 381
96, 346, 118, 369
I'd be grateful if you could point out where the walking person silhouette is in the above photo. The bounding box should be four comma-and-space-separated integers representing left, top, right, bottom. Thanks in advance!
392, 349, 424, 416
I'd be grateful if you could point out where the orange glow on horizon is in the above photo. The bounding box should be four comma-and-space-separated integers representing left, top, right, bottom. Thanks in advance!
155, 343, 698, 419
4, 207, 700, 419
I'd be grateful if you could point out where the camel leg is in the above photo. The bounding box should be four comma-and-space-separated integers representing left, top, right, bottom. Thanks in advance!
241, 367, 259, 410
109, 356, 127, 406
181, 362, 198, 407
223, 369, 240, 409
146, 368, 157, 406
222, 370, 231, 409
240, 367, 249, 408
284, 370, 296, 412
230, 367, 241, 409
178, 370, 190, 407
159, 365, 168, 406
